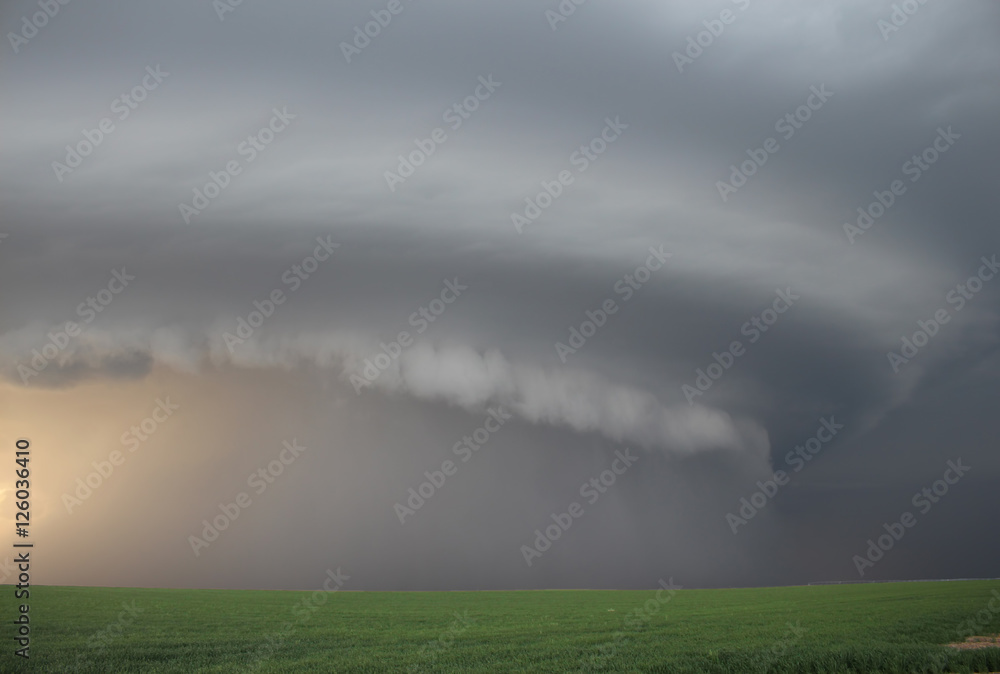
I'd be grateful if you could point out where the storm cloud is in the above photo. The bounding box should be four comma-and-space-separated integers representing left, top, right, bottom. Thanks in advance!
0, 0, 997, 591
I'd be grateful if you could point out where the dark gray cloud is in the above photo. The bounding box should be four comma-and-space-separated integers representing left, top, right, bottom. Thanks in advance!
1, 0, 997, 590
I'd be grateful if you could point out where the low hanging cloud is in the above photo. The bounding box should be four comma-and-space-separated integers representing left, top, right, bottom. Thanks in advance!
1, 324, 766, 458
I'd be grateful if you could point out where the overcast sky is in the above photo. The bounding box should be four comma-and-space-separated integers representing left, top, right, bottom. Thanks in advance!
1, 0, 998, 591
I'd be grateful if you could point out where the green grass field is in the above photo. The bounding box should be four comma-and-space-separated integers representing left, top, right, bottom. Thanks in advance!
3, 580, 999, 673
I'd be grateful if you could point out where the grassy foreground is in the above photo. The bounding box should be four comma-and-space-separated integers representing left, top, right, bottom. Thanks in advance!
1, 580, 999, 673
